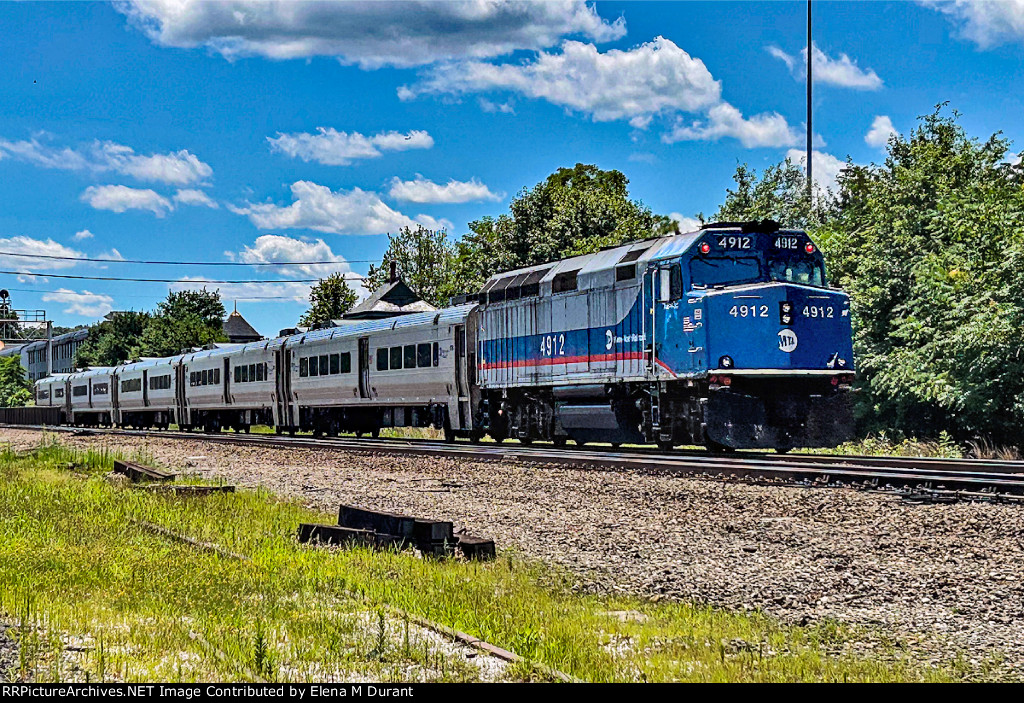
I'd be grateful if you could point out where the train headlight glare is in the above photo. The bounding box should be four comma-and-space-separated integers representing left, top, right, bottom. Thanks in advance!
719, 355, 733, 369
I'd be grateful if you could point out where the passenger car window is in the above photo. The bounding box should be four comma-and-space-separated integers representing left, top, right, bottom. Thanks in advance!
319, 355, 328, 376
300, 358, 308, 377
390, 347, 402, 370
432, 342, 439, 367
309, 356, 319, 377
417, 343, 431, 368
404, 345, 416, 369
329, 353, 340, 375
340, 352, 351, 374
376, 349, 388, 371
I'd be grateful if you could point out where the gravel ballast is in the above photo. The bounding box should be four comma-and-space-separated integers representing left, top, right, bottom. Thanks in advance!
5, 428, 1024, 676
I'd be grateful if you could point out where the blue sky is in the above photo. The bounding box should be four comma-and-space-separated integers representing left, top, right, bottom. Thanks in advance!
1, 0, 1022, 336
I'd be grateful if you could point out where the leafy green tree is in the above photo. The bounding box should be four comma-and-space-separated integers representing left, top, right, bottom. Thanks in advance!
711, 158, 838, 229
135, 289, 227, 357
299, 273, 359, 327
446, 163, 672, 297
823, 107, 1024, 444
0, 355, 32, 406
364, 226, 455, 307
76, 311, 151, 367
713, 106, 1024, 445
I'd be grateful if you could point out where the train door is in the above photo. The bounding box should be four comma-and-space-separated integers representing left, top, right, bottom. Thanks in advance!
643, 267, 657, 374
275, 347, 293, 428
142, 370, 149, 408
223, 358, 231, 405
358, 337, 370, 399
174, 361, 187, 427
111, 372, 120, 425
454, 325, 468, 429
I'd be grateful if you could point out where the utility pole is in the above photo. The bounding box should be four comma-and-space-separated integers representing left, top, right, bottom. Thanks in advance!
806, 0, 813, 213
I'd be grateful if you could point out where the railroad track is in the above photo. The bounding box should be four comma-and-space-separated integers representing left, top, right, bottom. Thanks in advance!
6, 423, 1024, 501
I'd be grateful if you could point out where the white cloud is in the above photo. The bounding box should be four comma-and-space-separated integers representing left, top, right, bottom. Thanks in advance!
118, 0, 626, 67
175, 234, 366, 304
101, 144, 213, 185
668, 213, 702, 232
786, 149, 848, 193
81, 185, 173, 217
72, 229, 94, 241
0, 236, 84, 271
928, 0, 1024, 48
768, 43, 883, 90
865, 115, 898, 149
174, 188, 219, 208
388, 176, 502, 204
663, 103, 801, 148
478, 97, 516, 114
404, 36, 800, 148
0, 135, 212, 185
229, 181, 449, 235
41, 288, 114, 317
235, 234, 351, 280
268, 128, 433, 166
401, 37, 722, 123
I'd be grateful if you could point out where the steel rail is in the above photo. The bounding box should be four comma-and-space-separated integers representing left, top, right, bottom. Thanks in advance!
7, 423, 1024, 496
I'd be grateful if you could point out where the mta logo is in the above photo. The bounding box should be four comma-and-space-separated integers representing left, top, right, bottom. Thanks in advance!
777, 329, 798, 353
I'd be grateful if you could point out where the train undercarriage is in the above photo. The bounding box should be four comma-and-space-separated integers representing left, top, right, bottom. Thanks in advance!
477, 376, 855, 451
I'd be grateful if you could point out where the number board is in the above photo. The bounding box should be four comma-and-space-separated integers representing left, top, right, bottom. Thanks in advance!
772, 236, 803, 250
715, 235, 753, 250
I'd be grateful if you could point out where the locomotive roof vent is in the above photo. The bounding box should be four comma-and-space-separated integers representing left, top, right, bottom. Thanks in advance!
701, 219, 781, 233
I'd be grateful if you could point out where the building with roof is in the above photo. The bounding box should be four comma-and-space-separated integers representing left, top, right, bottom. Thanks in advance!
341, 278, 436, 321
222, 309, 262, 344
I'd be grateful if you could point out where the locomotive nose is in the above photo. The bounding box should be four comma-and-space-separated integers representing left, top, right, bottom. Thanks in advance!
701, 283, 854, 373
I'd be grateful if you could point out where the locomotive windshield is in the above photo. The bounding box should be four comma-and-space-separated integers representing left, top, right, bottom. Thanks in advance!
767, 256, 826, 287
689, 257, 761, 288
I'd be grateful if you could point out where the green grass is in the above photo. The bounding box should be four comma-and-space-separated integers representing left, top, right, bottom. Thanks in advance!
0, 437, 968, 682
796, 431, 965, 459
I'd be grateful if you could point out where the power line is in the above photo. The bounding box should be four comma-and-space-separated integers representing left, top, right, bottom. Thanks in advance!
0, 269, 365, 284
4, 286, 315, 300
0, 250, 379, 266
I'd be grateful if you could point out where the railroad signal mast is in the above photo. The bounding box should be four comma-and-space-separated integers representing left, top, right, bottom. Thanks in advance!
0, 289, 54, 375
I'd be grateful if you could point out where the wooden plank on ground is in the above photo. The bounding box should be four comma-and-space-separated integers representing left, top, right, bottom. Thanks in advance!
113, 459, 176, 482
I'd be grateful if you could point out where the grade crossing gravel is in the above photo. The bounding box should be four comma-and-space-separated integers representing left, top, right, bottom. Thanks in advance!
5, 428, 1024, 678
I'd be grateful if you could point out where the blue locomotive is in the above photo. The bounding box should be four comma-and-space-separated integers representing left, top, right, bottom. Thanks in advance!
36, 221, 854, 452
473, 220, 855, 451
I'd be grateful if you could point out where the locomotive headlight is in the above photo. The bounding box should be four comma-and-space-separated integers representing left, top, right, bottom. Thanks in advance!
719, 355, 733, 369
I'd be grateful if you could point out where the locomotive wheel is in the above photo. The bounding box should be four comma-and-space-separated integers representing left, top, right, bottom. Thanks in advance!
657, 440, 674, 451
371, 427, 380, 439
552, 436, 567, 447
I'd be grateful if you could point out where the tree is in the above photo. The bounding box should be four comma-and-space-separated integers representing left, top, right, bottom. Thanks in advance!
711, 158, 838, 229
713, 106, 1024, 445
299, 273, 359, 327
76, 311, 150, 367
363, 226, 455, 307
445, 163, 672, 298
135, 289, 227, 357
0, 355, 31, 407
822, 106, 1024, 444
